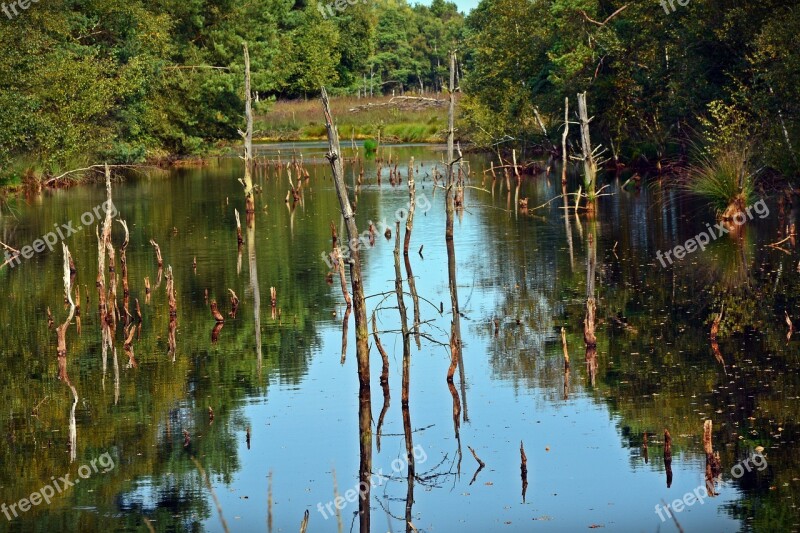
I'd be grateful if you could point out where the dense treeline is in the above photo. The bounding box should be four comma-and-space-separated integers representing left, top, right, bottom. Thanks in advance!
2, 0, 798, 186
0, 0, 464, 181
461, 0, 800, 182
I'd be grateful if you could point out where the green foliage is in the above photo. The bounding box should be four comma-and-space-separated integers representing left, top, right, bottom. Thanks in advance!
462, 0, 800, 182
745, 5, 800, 177
698, 101, 753, 158
100, 142, 148, 165
363, 139, 378, 153
367, 0, 464, 94
0, 0, 464, 183
461, 0, 554, 148
278, 4, 342, 96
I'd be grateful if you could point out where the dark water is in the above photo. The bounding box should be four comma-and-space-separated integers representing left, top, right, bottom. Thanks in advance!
0, 143, 798, 532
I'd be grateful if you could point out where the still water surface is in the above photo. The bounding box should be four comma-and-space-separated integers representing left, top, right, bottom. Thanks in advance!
0, 143, 797, 532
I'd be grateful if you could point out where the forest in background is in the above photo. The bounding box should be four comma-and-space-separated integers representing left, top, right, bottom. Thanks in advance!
1, 0, 798, 186
462, 0, 800, 184
0, 0, 465, 182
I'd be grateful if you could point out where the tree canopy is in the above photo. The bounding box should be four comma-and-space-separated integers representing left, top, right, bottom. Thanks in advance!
1, 0, 797, 183
461, 0, 800, 180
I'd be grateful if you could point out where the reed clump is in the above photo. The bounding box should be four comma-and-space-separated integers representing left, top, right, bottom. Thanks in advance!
684, 144, 758, 220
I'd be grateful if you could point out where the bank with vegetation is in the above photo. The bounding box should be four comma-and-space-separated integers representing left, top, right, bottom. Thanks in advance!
254, 95, 452, 143
461, 0, 799, 216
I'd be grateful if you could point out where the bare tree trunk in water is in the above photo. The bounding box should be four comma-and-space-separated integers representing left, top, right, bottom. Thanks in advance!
446, 50, 461, 365
331, 223, 352, 309
98, 166, 114, 373
563, 190, 575, 271
664, 429, 673, 488
373, 313, 390, 452
56, 243, 79, 462
118, 220, 130, 323
583, 224, 598, 392
584, 232, 597, 348
403, 157, 416, 256
577, 92, 597, 211
240, 42, 255, 215
394, 222, 415, 533
562, 97, 569, 186
703, 420, 722, 495
403, 158, 422, 348
166, 266, 177, 360
321, 86, 371, 533
445, 50, 465, 459
246, 212, 262, 375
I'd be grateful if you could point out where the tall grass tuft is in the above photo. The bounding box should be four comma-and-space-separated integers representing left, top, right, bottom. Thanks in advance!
685, 145, 758, 219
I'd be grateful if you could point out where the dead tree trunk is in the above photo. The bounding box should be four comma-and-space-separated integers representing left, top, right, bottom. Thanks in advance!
446, 50, 462, 365
330, 223, 352, 308
373, 313, 390, 451
447, 52, 456, 189
166, 266, 177, 359
321, 86, 371, 533
149, 239, 163, 268
56, 243, 76, 361
166, 265, 177, 318
322, 87, 369, 385
562, 97, 569, 186
240, 42, 255, 215
100, 165, 117, 329
235, 209, 244, 250
703, 419, 722, 495
520, 441, 528, 503
584, 232, 597, 348
403, 157, 422, 347
445, 50, 466, 428
577, 92, 597, 210
56, 243, 79, 462
393, 221, 416, 533
96, 229, 107, 325
394, 221, 411, 409
119, 220, 130, 323
247, 215, 263, 372
403, 157, 416, 256
664, 429, 673, 488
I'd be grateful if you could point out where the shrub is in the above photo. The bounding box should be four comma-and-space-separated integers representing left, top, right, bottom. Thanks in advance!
363, 139, 378, 153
